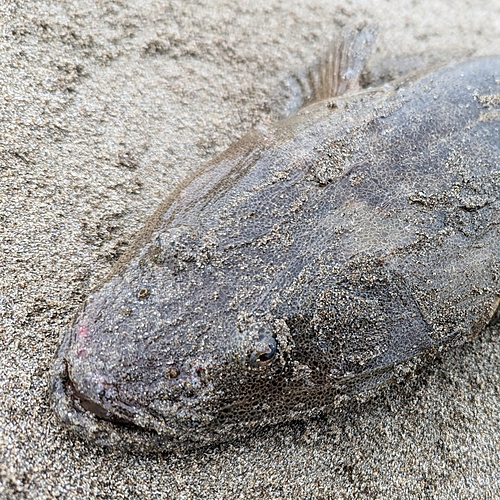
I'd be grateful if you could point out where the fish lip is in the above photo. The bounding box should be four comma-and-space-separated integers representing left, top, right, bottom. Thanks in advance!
51, 316, 142, 426
49, 325, 148, 449
49, 329, 220, 452
66, 378, 133, 425
49, 353, 165, 451
49, 353, 102, 439
50, 330, 145, 428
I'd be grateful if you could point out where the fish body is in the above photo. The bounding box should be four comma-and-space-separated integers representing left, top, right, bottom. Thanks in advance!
51, 42, 500, 451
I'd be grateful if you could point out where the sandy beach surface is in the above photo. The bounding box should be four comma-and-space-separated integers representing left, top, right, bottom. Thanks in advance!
1, 0, 500, 498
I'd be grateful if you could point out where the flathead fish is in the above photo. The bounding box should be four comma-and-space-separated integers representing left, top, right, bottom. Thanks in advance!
51, 29, 500, 451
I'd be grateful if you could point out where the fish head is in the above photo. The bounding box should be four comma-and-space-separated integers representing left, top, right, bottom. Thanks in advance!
51, 220, 321, 450
52, 214, 434, 451
51, 54, 500, 451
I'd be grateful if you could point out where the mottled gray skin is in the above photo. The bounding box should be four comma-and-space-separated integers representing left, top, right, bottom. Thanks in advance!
51, 57, 500, 452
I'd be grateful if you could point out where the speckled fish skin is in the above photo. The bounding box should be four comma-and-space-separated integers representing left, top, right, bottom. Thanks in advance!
51, 56, 500, 452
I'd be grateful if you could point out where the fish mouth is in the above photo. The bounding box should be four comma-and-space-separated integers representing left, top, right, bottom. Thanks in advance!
50, 345, 169, 452
50, 355, 127, 444
65, 377, 132, 425
49, 334, 223, 452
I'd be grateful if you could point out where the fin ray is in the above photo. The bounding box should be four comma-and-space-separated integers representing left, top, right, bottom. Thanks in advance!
284, 25, 377, 115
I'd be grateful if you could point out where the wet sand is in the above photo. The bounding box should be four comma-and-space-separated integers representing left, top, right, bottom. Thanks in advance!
1, 0, 500, 498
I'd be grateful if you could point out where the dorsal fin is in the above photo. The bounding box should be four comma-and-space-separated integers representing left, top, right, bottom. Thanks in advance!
283, 26, 377, 115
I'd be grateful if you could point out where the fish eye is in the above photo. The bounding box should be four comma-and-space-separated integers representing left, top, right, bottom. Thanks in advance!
249, 336, 277, 368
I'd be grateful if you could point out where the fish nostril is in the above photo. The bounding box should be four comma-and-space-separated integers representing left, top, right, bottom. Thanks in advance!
165, 367, 180, 379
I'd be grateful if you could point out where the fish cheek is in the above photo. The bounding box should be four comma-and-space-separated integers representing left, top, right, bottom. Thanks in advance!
284, 264, 433, 386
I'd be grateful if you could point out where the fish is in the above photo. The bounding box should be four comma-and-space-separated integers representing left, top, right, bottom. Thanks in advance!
50, 27, 500, 452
